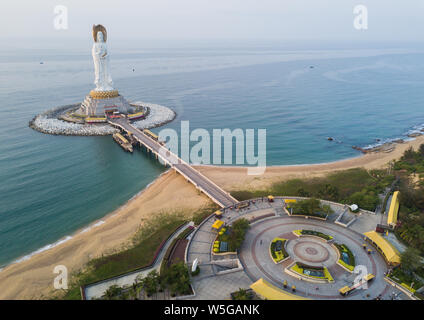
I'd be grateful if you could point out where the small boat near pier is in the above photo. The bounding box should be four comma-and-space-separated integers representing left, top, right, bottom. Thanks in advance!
112, 132, 133, 153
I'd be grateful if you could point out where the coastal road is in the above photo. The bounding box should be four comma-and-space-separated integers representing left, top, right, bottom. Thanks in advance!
108, 118, 239, 208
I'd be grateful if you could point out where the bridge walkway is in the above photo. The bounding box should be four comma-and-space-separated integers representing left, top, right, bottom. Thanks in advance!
108, 118, 238, 208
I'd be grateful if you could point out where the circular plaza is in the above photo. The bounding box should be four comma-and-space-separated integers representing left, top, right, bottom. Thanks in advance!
185, 196, 404, 300
239, 215, 388, 299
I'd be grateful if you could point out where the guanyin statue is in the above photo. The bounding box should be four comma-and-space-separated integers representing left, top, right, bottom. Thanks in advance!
92, 25, 114, 92
77, 24, 131, 117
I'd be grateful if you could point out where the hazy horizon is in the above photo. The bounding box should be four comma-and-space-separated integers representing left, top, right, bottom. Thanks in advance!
1, 0, 424, 45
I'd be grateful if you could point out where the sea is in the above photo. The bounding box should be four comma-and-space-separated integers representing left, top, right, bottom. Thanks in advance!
1, 39, 424, 268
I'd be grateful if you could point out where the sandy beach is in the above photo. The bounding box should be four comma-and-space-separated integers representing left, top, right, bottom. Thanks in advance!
0, 135, 423, 299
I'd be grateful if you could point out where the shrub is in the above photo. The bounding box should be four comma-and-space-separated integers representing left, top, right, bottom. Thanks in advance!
191, 266, 200, 277
140, 270, 160, 297
162, 262, 192, 296
290, 198, 332, 218
299, 230, 333, 241
227, 218, 250, 251
231, 288, 253, 300
102, 285, 123, 300
231, 168, 391, 210
270, 238, 288, 262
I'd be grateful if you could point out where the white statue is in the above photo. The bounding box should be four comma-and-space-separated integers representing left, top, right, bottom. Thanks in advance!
192, 258, 199, 273
92, 25, 114, 92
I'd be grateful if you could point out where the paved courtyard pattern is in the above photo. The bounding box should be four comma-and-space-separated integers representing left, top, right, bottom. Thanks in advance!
186, 197, 408, 300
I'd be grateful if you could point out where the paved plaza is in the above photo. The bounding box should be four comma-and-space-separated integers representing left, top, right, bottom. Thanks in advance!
185, 197, 408, 300
240, 216, 389, 299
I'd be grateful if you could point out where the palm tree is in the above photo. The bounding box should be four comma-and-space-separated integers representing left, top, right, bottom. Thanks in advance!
103, 285, 122, 300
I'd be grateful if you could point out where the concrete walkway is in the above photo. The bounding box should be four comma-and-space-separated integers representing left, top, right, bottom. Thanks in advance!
84, 221, 194, 300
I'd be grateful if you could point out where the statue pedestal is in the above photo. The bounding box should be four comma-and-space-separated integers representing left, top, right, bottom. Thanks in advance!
89, 90, 119, 99
76, 91, 135, 117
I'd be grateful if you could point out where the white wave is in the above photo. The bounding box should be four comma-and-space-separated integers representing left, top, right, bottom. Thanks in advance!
80, 220, 105, 234
12, 236, 73, 265
362, 123, 424, 150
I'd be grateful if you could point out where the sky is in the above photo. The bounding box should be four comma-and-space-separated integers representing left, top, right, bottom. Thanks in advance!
1, 0, 424, 44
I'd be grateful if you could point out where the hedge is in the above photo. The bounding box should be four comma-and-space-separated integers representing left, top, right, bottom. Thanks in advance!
298, 229, 333, 241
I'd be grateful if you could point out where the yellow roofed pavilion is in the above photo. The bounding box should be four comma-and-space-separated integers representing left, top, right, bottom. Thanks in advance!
387, 191, 400, 227
250, 278, 309, 300
363, 231, 401, 265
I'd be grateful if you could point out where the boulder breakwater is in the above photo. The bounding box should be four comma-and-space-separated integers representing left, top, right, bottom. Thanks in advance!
29, 101, 175, 136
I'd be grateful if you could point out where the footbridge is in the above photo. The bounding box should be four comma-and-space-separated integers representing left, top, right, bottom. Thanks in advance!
108, 118, 239, 208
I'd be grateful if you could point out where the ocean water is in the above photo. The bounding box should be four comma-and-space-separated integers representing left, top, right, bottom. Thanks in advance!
1, 41, 424, 267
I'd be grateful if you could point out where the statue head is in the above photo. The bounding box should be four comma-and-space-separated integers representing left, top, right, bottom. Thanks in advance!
97, 31, 104, 43
92, 24, 107, 42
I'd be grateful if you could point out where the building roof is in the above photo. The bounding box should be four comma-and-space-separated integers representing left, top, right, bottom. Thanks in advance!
387, 191, 400, 226
250, 278, 309, 300
363, 231, 401, 265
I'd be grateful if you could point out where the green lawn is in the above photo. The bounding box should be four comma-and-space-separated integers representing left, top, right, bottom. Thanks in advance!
231, 168, 393, 211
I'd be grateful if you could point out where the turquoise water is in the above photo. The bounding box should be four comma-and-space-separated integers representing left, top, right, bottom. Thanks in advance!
1, 42, 424, 267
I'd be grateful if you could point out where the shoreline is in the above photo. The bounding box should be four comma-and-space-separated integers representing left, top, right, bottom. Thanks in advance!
194, 135, 424, 191
0, 150, 364, 267
0, 135, 423, 299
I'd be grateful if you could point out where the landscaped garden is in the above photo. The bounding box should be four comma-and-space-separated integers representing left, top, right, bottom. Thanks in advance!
334, 243, 356, 272
231, 168, 393, 212
101, 262, 193, 300
293, 229, 333, 241
289, 262, 334, 283
269, 238, 289, 263
388, 267, 423, 294
288, 198, 333, 219
213, 218, 250, 253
